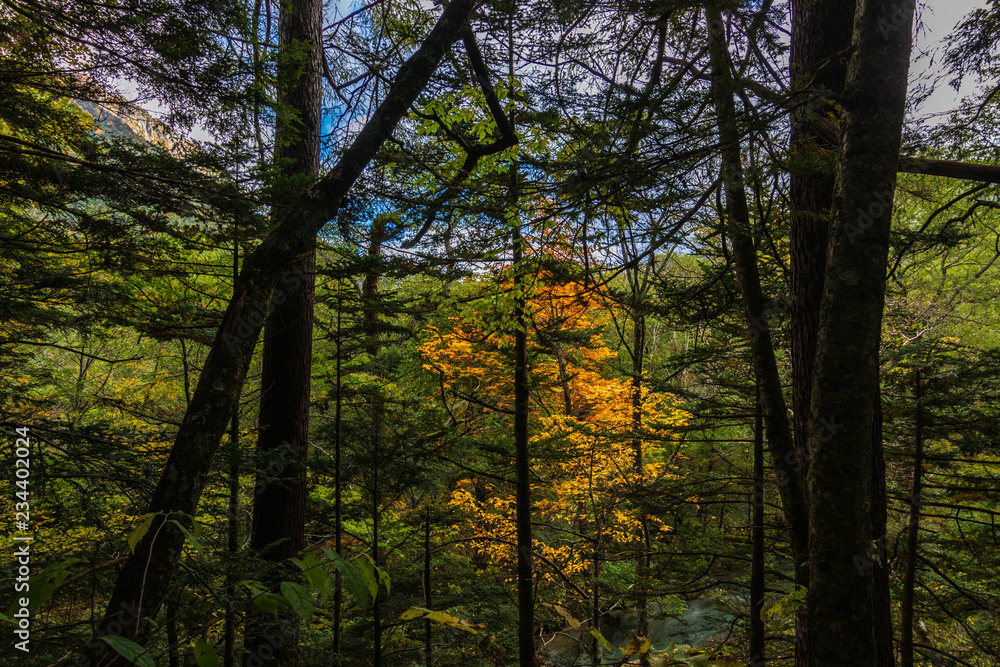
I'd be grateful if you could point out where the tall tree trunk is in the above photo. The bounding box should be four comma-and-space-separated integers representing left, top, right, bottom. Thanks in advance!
513, 220, 535, 667
63, 3, 479, 663
705, 2, 810, 613
424, 507, 433, 667
788, 0, 854, 481
750, 389, 765, 666
333, 286, 344, 664
245, 0, 322, 660
900, 370, 923, 667
788, 4, 853, 662
872, 387, 895, 667
805, 0, 915, 664
166, 596, 179, 667
631, 308, 649, 650
363, 219, 386, 667
225, 239, 241, 667
224, 397, 241, 667
590, 526, 601, 667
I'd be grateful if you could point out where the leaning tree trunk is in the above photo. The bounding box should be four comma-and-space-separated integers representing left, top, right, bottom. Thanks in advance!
805, 0, 915, 665
244, 0, 322, 661
62, 3, 480, 664
705, 3, 810, 616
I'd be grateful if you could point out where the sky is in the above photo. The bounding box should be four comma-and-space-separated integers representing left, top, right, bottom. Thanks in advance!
911, 0, 984, 122
127, 0, 986, 142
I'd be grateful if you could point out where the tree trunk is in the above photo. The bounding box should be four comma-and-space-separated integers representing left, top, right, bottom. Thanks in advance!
225, 237, 241, 667
224, 389, 241, 667
750, 389, 765, 666
513, 220, 535, 667
63, 3, 479, 663
787, 2, 854, 661
631, 309, 650, 653
900, 370, 924, 667
333, 286, 344, 664
166, 596, 179, 667
363, 219, 386, 667
806, 0, 915, 664
244, 0, 322, 659
424, 507, 433, 667
872, 386, 895, 667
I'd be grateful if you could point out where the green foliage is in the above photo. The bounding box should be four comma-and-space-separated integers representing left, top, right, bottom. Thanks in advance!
399, 607, 483, 633
192, 639, 220, 667
101, 636, 154, 667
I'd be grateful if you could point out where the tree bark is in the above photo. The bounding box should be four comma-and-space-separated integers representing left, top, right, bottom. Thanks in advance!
789, 0, 854, 486
788, 0, 897, 663
333, 286, 344, 664
900, 370, 924, 667
224, 398, 241, 667
872, 387, 895, 667
424, 507, 433, 667
631, 308, 650, 654
245, 0, 322, 660
513, 220, 535, 667
750, 389, 765, 666
224, 235, 242, 667
63, 3, 479, 663
805, 0, 915, 664
787, 8, 854, 661
363, 219, 386, 667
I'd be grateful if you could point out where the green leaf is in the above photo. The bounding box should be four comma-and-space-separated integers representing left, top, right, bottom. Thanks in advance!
280, 581, 315, 620
293, 553, 334, 599
168, 519, 204, 559
399, 607, 482, 634
127, 513, 160, 553
375, 565, 391, 598
102, 635, 154, 667
322, 549, 370, 609
192, 639, 219, 667
588, 626, 611, 650
253, 592, 290, 617
356, 556, 379, 601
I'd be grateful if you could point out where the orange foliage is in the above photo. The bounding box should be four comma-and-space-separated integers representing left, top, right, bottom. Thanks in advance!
420, 263, 689, 592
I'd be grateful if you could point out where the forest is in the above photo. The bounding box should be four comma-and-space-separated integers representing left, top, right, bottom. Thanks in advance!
2, 0, 1000, 665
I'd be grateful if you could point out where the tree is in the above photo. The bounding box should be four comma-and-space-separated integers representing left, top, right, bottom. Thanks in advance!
804, 0, 915, 664
61, 2, 481, 663
243, 0, 322, 661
